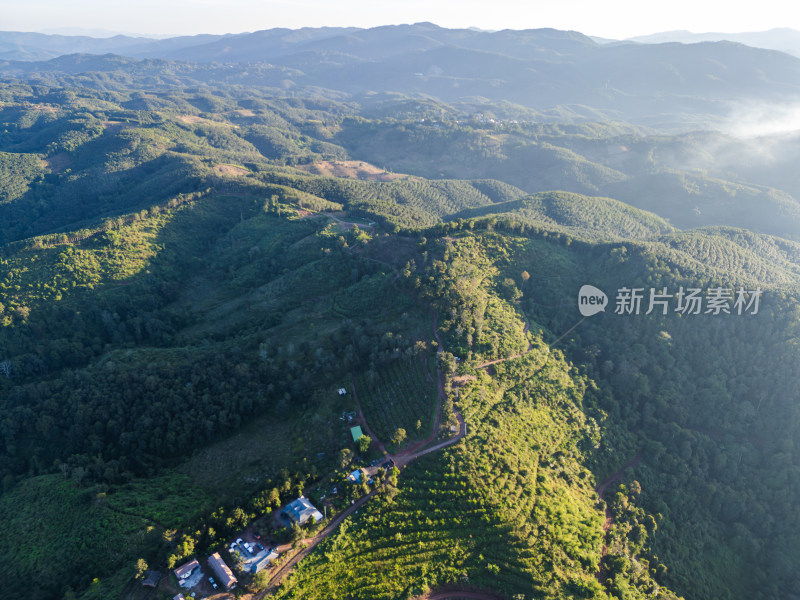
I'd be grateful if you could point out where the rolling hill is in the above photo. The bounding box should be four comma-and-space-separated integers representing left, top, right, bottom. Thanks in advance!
0, 28, 798, 600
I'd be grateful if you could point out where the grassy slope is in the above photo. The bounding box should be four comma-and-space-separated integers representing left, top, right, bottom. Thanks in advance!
1, 83, 800, 600
0, 473, 210, 600
452, 191, 676, 241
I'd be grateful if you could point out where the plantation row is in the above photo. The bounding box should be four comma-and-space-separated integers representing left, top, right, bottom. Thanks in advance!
257, 169, 531, 231
355, 356, 438, 445
275, 452, 541, 600
275, 342, 641, 599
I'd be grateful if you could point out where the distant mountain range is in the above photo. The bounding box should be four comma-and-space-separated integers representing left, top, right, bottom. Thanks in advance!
0, 30, 231, 62
4, 23, 800, 130
6, 23, 800, 62
626, 28, 800, 57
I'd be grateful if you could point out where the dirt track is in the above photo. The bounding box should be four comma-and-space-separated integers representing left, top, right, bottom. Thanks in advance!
594, 452, 643, 583
596, 453, 643, 499
256, 488, 379, 597
257, 307, 467, 595
415, 589, 507, 600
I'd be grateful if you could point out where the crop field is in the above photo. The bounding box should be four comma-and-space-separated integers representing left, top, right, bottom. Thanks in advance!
177, 403, 344, 499
274, 451, 540, 600
275, 347, 609, 600
354, 355, 439, 447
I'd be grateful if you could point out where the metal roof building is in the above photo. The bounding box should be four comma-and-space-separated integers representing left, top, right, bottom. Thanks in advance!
207, 552, 238, 590
142, 570, 161, 588
173, 559, 199, 581
282, 496, 324, 525
250, 549, 280, 573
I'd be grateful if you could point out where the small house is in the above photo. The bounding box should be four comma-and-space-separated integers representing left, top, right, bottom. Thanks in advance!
173, 594, 186, 600
350, 426, 364, 442
338, 387, 347, 395
142, 570, 161, 588
348, 468, 364, 483
173, 559, 200, 583
282, 496, 324, 525
250, 549, 280, 574
207, 552, 237, 590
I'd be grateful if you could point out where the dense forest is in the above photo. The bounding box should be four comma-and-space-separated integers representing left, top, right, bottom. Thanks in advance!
0, 52, 798, 600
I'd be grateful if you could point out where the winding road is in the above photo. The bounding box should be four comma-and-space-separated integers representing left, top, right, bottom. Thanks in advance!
256, 247, 587, 599
416, 589, 507, 600
257, 309, 468, 596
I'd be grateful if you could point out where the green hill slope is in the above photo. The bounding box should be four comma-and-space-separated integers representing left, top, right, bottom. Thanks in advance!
453, 191, 676, 241
0, 79, 799, 600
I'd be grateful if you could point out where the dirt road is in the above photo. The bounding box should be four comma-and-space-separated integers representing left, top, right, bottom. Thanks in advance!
594, 452, 643, 583
258, 308, 467, 594
255, 487, 379, 597
415, 588, 507, 600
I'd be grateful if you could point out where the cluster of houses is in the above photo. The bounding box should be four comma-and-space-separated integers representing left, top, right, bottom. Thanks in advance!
160, 383, 386, 596
230, 537, 280, 574
172, 544, 275, 594
173, 551, 238, 593
167, 495, 327, 596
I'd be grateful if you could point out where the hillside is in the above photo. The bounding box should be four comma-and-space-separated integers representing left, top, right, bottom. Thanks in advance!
0, 40, 798, 600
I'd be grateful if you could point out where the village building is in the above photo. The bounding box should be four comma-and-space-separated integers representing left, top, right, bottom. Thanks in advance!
251, 549, 280, 573
141, 570, 161, 588
173, 559, 200, 586
207, 552, 238, 590
282, 496, 324, 525
350, 425, 364, 442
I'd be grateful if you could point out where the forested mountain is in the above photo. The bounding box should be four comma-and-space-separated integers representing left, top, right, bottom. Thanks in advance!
5, 24, 800, 128
0, 26, 798, 600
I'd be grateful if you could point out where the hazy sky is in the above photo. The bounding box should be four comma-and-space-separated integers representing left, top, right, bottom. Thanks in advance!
3, 0, 795, 39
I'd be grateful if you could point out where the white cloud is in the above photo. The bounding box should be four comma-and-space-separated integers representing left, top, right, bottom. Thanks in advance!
723, 102, 800, 138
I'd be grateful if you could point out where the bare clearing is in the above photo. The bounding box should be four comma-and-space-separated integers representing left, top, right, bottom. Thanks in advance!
101, 120, 134, 132
30, 103, 59, 113
42, 153, 71, 173
297, 160, 412, 181
178, 114, 207, 124
214, 164, 249, 177
178, 114, 237, 127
